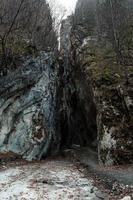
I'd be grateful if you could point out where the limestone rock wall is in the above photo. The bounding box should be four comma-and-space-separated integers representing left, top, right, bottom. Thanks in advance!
0, 52, 59, 160
71, 39, 133, 165
67, 0, 133, 165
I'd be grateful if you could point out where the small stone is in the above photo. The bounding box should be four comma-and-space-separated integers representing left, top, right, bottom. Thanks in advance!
96, 191, 108, 199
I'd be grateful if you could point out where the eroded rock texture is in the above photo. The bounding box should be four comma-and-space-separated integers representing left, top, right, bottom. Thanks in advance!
0, 52, 59, 160
61, 0, 133, 165
70, 37, 133, 165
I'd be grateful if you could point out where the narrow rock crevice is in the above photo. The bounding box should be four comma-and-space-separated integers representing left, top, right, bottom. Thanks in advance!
58, 17, 98, 153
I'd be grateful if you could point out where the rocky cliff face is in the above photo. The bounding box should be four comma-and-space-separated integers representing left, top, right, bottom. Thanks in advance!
0, 0, 132, 166
59, 0, 133, 166
0, 52, 59, 160
69, 36, 133, 165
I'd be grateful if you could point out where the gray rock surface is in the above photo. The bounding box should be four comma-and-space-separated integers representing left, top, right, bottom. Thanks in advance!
0, 159, 105, 200
0, 52, 58, 160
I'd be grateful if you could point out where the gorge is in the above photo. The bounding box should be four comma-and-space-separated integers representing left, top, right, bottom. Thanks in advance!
0, 0, 133, 199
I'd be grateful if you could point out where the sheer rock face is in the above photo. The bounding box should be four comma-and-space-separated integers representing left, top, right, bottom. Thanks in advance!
96, 81, 133, 165
0, 52, 59, 160
59, 0, 133, 165
67, 0, 133, 165
71, 38, 133, 165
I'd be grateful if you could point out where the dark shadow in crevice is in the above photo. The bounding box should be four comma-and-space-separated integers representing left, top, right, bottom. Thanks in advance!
60, 90, 98, 155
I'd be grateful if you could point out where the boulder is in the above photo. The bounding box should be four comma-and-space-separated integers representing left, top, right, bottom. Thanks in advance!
0, 52, 59, 160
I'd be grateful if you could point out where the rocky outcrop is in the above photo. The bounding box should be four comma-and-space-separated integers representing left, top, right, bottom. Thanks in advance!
71, 38, 133, 165
0, 52, 59, 160
59, 0, 133, 165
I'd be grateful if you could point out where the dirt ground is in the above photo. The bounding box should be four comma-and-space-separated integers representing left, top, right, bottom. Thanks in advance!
0, 158, 107, 200
0, 156, 132, 200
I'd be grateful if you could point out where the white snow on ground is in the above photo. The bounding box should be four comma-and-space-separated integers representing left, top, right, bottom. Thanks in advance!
0, 159, 99, 200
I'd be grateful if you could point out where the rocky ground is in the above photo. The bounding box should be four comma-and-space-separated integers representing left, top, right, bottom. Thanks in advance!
0, 158, 107, 200
67, 148, 133, 199
0, 157, 132, 200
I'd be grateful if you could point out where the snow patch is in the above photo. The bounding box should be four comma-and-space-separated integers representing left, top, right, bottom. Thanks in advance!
101, 126, 116, 149
121, 196, 132, 200
0, 160, 100, 200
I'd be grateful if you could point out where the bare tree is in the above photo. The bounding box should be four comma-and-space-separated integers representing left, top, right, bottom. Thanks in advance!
0, 0, 25, 69
94, 0, 133, 65
0, 0, 57, 75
